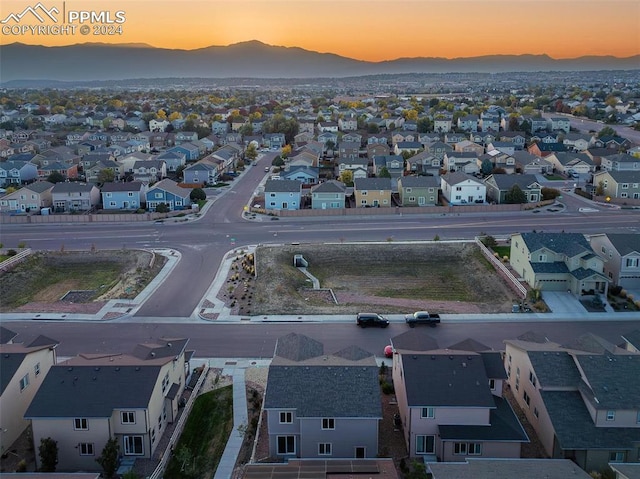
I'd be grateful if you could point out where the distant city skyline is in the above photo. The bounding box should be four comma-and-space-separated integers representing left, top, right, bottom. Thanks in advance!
1, 0, 639, 60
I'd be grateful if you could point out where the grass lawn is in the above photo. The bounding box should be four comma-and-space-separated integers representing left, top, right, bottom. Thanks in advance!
492, 246, 511, 258
164, 386, 233, 479
0, 255, 10, 262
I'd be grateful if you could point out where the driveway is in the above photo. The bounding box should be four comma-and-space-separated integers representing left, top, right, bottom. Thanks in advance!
542, 291, 587, 314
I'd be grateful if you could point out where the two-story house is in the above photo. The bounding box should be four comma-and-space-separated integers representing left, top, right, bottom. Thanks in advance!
397, 175, 439, 206
546, 152, 595, 175
183, 162, 219, 186
146, 178, 192, 211
440, 172, 486, 205
548, 117, 571, 134
337, 158, 368, 180
444, 152, 480, 174
0, 160, 38, 186
0, 181, 55, 213
25, 338, 192, 472
592, 170, 640, 201
600, 153, 640, 172
589, 233, 640, 290
51, 183, 100, 212
504, 333, 640, 472
354, 177, 392, 207
264, 179, 303, 211
509, 232, 609, 295
0, 330, 58, 456
132, 159, 167, 184
157, 150, 187, 172
263, 333, 382, 459
337, 141, 360, 160
310, 180, 346, 210
101, 182, 146, 210
405, 151, 441, 176
484, 174, 542, 204
391, 330, 528, 462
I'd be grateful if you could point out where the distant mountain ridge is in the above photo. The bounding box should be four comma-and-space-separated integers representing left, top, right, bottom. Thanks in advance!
1, 41, 638, 83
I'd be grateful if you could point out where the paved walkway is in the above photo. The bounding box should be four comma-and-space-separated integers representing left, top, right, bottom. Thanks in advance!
214, 367, 247, 479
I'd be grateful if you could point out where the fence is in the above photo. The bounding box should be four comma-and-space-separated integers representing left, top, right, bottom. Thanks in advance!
0, 211, 184, 225
0, 248, 33, 273
475, 237, 527, 298
148, 362, 210, 479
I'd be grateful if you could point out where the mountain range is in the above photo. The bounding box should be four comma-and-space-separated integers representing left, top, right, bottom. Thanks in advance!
1, 41, 638, 83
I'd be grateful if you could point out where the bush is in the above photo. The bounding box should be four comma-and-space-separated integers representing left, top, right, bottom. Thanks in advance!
381, 381, 394, 395
620, 289, 628, 298
609, 285, 622, 296
7, 249, 17, 256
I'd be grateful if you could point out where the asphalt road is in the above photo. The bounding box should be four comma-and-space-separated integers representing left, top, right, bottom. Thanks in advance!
541, 112, 640, 145
1, 153, 639, 317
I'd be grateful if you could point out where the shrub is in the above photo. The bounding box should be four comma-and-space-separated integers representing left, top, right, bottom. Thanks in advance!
381, 381, 394, 395
533, 300, 548, 312
609, 285, 622, 296
16, 460, 27, 472
620, 289, 628, 298
628, 294, 635, 302
502, 255, 509, 262
7, 249, 17, 256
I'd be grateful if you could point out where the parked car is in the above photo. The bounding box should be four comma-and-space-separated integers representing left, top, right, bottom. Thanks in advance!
264, 166, 270, 172
356, 312, 389, 328
404, 311, 440, 327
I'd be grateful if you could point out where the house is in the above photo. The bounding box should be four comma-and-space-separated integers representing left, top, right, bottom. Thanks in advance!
373, 155, 404, 180
486, 142, 516, 157
470, 131, 497, 146
157, 150, 187, 173
424, 141, 453, 161
444, 152, 480, 174
527, 116, 549, 133
101, 182, 145, 210
531, 132, 560, 144
119, 152, 155, 176
546, 152, 595, 175
337, 141, 360, 160
166, 143, 199, 162
211, 120, 228, 135
528, 142, 567, 157
318, 131, 339, 150
589, 233, 640, 290
210, 145, 241, 173
84, 159, 120, 183
337, 158, 368, 180
132, 159, 166, 184
393, 141, 423, 156
341, 132, 362, 145
310, 180, 346, 210
0, 330, 58, 455
263, 333, 382, 458
149, 119, 170, 132
454, 140, 484, 155
428, 458, 593, 479
353, 177, 392, 207
182, 162, 219, 186
391, 331, 528, 462
264, 179, 302, 210
434, 116, 453, 133
338, 116, 358, 131
484, 174, 542, 204
405, 151, 441, 176
391, 131, 417, 146
563, 132, 595, 152
512, 151, 553, 175
146, 178, 192, 211
51, 183, 100, 212
264, 133, 286, 150
366, 134, 389, 145
457, 114, 479, 132
25, 338, 192, 472
592, 170, 640, 201
366, 143, 390, 160
440, 172, 486, 205
0, 181, 54, 213
282, 166, 319, 185
0, 160, 38, 185
499, 131, 527, 150
444, 133, 467, 145
601, 153, 640, 172
509, 232, 609, 295
548, 117, 571, 134
397, 175, 439, 206
174, 131, 198, 144
317, 121, 339, 133
480, 112, 500, 132
504, 333, 640, 472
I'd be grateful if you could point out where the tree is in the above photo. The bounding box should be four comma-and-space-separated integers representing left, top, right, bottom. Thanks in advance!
416, 117, 432, 133
378, 166, 391, 178
508, 115, 520, 131
96, 437, 119, 479
595, 181, 605, 196
155, 203, 170, 213
272, 156, 284, 167
367, 123, 380, 134
481, 158, 494, 176
97, 169, 115, 184
597, 126, 616, 138
190, 188, 206, 201
245, 143, 258, 162
39, 437, 58, 472
168, 112, 182, 122
281, 144, 292, 159
175, 164, 186, 181
325, 140, 335, 156
47, 171, 65, 184
541, 186, 561, 201
505, 184, 527, 204
339, 169, 354, 185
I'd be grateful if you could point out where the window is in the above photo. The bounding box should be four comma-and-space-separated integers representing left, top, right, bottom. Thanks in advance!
128, 192, 134, 197
515, 367, 520, 391
322, 418, 335, 430
124, 435, 144, 455
121, 411, 136, 424
79, 443, 94, 456
318, 443, 332, 455
74, 418, 88, 430
109, 201, 117, 207
155, 192, 162, 198
34, 363, 40, 376
529, 371, 537, 387
106, 193, 112, 198
609, 451, 625, 462
468, 443, 482, 455
151, 428, 156, 443
523, 390, 531, 407
19, 373, 29, 391
454, 442, 467, 455
415, 435, 435, 454
421, 407, 435, 419
534, 407, 539, 418
162, 373, 169, 393
488, 379, 495, 390
606, 410, 615, 421
279, 412, 293, 424
277, 436, 295, 455
626, 258, 639, 268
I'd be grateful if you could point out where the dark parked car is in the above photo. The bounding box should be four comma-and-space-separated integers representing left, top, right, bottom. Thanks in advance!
356, 313, 389, 328
404, 311, 440, 327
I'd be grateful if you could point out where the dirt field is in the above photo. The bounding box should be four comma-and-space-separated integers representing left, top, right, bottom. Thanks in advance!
249, 242, 517, 315
0, 250, 166, 312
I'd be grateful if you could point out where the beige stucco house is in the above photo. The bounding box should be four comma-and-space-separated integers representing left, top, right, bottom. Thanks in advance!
353, 177, 392, 207
589, 233, 640, 290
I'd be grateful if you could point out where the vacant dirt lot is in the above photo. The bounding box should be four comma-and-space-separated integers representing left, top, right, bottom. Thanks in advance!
0, 250, 166, 312
250, 242, 516, 315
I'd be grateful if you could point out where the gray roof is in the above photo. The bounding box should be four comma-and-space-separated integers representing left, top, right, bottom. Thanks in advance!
541, 390, 640, 450
0, 326, 18, 344
428, 459, 592, 479
148, 178, 191, 198
574, 353, 640, 409
438, 395, 528, 442
447, 338, 490, 352
354, 177, 392, 191
561, 333, 619, 354
600, 170, 640, 183
480, 352, 507, 380
399, 175, 439, 188
530, 262, 569, 274
101, 181, 143, 193
622, 330, 640, 351
264, 365, 381, 418
441, 171, 482, 186
132, 338, 189, 361
487, 174, 540, 190
605, 233, 640, 256
609, 464, 640, 479
24, 181, 55, 194
275, 333, 323, 361
311, 180, 346, 194
528, 351, 581, 388
25, 364, 161, 418
520, 232, 593, 258
51, 183, 97, 193
391, 329, 438, 352
400, 353, 495, 408
332, 345, 374, 361
264, 179, 302, 193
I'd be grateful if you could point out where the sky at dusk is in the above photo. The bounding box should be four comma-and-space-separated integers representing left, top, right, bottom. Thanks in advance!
1, 0, 639, 60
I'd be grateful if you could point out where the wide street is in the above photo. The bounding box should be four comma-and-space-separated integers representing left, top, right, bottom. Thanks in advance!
1, 152, 639, 358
